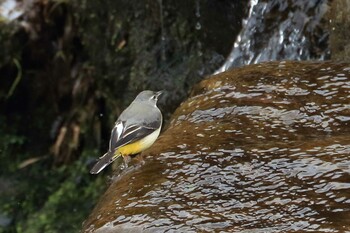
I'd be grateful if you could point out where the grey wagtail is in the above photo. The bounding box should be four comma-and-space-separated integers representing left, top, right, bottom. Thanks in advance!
90, 90, 163, 174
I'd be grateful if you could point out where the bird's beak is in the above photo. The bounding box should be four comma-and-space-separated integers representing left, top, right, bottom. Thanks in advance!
155, 91, 163, 98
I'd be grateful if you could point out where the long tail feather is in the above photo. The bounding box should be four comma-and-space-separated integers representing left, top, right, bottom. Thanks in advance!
90, 152, 121, 174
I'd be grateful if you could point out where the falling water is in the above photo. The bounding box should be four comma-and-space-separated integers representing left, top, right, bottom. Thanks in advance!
195, 0, 203, 57
195, 0, 201, 30
158, 0, 166, 61
215, 0, 330, 73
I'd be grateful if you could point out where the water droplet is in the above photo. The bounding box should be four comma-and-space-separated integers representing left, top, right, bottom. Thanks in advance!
195, 22, 201, 30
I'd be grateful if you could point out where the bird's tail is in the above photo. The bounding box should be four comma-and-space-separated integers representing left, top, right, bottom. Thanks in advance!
90, 151, 121, 174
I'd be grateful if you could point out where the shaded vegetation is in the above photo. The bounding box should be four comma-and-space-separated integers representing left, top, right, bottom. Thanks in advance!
0, 0, 245, 232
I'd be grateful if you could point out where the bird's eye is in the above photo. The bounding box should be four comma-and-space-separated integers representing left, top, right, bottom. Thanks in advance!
151, 95, 156, 100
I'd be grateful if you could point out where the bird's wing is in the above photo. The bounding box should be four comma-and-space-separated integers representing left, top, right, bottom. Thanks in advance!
109, 120, 124, 151
108, 120, 159, 152
90, 121, 158, 174
90, 151, 117, 174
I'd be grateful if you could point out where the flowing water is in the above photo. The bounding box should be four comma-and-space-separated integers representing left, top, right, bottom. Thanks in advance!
83, 61, 350, 232
215, 0, 329, 73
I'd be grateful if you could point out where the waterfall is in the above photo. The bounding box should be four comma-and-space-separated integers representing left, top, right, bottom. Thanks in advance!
215, 0, 329, 74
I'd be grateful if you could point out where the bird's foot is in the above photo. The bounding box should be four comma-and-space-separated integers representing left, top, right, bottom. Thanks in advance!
121, 155, 131, 169
134, 153, 145, 165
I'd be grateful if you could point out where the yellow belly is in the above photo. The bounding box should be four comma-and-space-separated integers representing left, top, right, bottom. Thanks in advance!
116, 127, 161, 156
117, 140, 143, 155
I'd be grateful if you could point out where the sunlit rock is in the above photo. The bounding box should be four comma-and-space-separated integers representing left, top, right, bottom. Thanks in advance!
82, 61, 350, 232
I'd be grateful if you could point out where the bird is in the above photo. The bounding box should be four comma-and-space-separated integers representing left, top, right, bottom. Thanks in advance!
90, 90, 163, 174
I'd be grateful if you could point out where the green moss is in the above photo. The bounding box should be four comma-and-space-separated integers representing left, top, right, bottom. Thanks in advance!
0, 147, 105, 233
16, 153, 105, 233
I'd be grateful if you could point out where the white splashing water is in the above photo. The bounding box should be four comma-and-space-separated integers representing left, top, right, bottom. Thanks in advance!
215, 0, 329, 74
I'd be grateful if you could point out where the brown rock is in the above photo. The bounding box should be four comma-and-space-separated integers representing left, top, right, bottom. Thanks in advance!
330, 0, 350, 61
83, 61, 350, 232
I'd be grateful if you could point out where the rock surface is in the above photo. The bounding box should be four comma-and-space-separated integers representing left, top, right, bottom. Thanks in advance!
83, 61, 350, 232
330, 0, 350, 61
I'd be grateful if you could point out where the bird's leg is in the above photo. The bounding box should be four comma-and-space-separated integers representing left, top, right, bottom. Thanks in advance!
121, 155, 131, 169
134, 153, 145, 165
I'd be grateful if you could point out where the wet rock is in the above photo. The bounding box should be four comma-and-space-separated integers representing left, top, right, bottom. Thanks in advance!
330, 0, 350, 61
82, 61, 350, 232
73, 0, 247, 118
0, 1, 247, 231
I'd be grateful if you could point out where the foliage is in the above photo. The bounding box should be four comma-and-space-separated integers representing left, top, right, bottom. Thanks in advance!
0, 0, 244, 232
0, 139, 106, 233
